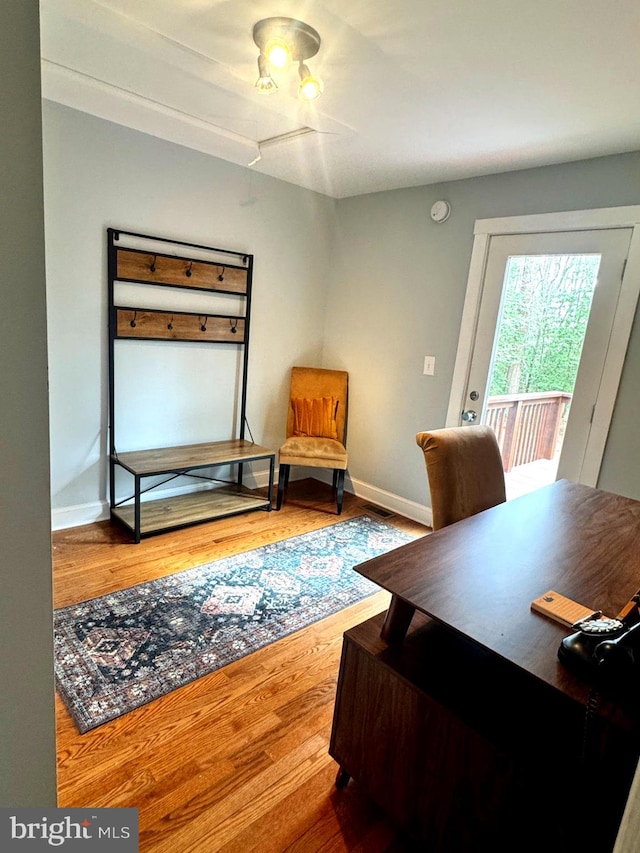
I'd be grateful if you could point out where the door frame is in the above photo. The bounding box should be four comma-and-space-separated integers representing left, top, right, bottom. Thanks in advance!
446, 205, 640, 486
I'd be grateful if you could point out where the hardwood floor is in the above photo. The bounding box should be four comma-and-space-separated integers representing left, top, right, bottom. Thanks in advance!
53, 480, 429, 852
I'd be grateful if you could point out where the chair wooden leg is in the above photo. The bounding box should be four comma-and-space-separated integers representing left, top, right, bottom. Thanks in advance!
277, 464, 290, 510
336, 468, 345, 515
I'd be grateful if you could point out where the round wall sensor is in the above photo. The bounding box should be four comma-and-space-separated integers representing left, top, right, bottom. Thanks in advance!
430, 200, 451, 223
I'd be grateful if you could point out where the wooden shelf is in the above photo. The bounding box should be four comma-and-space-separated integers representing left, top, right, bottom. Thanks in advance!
113, 439, 275, 476
112, 485, 271, 537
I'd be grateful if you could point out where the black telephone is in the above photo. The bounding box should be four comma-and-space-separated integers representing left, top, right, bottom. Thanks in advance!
558, 614, 640, 699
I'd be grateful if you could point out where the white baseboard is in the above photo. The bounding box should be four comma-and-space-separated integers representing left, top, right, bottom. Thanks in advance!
52, 500, 110, 530
354, 478, 432, 528
51, 469, 432, 531
305, 469, 432, 528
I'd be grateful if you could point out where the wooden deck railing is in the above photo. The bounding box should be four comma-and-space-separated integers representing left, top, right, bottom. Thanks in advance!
485, 391, 572, 472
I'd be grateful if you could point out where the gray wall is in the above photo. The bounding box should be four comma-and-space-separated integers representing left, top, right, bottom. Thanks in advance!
43, 101, 640, 526
0, 1, 57, 805
323, 153, 640, 507
43, 101, 335, 524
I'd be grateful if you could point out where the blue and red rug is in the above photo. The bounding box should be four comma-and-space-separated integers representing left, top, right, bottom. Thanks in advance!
54, 515, 416, 733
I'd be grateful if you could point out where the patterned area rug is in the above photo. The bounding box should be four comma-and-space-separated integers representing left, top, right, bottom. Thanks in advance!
54, 515, 415, 733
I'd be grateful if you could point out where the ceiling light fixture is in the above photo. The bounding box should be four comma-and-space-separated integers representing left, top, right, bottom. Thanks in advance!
253, 17, 323, 101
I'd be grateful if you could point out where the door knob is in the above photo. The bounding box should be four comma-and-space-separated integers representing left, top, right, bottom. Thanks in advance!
462, 410, 478, 423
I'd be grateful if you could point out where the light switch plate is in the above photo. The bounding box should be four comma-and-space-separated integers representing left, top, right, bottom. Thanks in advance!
423, 356, 435, 375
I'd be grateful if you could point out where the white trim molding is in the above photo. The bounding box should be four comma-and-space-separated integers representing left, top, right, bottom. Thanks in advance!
52, 500, 109, 530
311, 469, 432, 528
474, 206, 640, 235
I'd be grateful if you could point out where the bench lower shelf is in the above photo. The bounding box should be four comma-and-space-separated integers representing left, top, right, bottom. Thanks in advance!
111, 485, 271, 538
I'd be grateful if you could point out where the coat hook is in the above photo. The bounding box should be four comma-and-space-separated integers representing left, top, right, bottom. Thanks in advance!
167, 315, 174, 331
200, 315, 208, 332
130, 311, 137, 328
217, 266, 225, 282
149, 255, 157, 273
229, 317, 238, 334
186, 261, 193, 278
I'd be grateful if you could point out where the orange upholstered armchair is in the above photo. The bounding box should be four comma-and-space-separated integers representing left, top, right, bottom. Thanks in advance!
415, 425, 506, 530
276, 366, 349, 514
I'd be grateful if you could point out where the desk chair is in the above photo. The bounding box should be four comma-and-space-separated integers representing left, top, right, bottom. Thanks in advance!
276, 366, 349, 514
381, 425, 506, 642
416, 425, 506, 530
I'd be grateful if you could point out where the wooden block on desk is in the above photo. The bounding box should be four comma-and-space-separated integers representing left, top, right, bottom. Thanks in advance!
530, 590, 597, 627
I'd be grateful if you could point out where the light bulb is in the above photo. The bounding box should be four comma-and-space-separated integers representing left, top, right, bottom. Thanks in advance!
298, 64, 322, 101
255, 54, 277, 94
265, 37, 291, 69
255, 77, 277, 94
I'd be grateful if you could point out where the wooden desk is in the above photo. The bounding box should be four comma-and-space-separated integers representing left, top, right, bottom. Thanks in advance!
329, 481, 640, 850
364, 479, 640, 703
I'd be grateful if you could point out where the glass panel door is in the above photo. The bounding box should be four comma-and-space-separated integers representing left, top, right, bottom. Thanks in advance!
484, 253, 600, 498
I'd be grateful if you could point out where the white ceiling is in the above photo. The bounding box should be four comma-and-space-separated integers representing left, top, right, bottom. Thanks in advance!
40, 0, 640, 199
